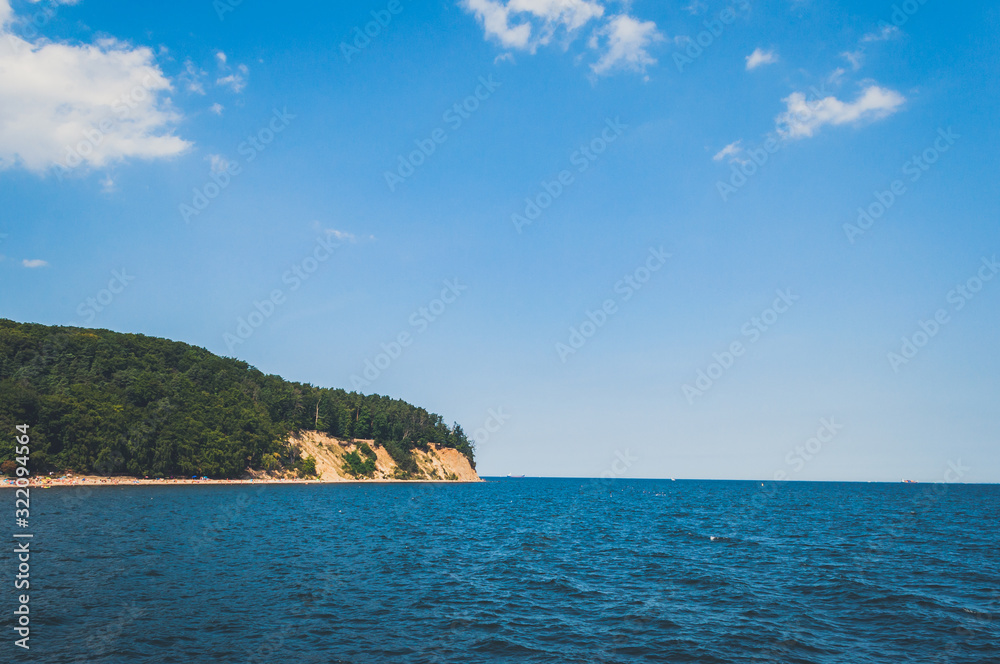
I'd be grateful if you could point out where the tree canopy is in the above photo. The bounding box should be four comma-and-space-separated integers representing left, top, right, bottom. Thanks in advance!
0, 319, 474, 478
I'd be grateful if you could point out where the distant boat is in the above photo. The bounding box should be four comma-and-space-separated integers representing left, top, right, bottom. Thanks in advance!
901, 479, 918, 483
507, 474, 525, 478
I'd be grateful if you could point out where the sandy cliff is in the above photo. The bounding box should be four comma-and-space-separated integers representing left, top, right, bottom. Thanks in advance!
289, 430, 480, 482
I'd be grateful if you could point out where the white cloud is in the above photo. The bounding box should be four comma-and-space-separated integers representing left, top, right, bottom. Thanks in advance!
326, 229, 356, 242
209, 102, 224, 115
179, 59, 206, 94
22, 259, 48, 268
216, 63, 248, 93
683, 0, 707, 15
834, 24, 898, 77
841, 49, 864, 71
827, 67, 846, 86
215, 50, 227, 65
775, 85, 905, 139
0, 0, 190, 172
206, 153, 230, 174
99, 174, 115, 192
460, 0, 661, 77
310, 220, 373, 243
590, 14, 662, 76
461, 0, 605, 51
862, 24, 902, 42
712, 140, 744, 162
494, 51, 515, 65
461, 0, 533, 50
745, 47, 778, 70
311, 222, 363, 243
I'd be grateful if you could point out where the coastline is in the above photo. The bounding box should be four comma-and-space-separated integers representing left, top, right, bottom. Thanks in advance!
0, 433, 481, 488
1, 475, 482, 488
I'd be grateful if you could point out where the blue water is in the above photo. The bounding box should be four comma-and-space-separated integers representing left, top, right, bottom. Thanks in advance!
10, 479, 1000, 663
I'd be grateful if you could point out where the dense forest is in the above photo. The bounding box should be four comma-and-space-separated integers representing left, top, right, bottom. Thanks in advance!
0, 319, 473, 478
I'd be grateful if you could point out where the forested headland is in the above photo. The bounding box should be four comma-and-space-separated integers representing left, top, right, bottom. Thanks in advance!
0, 319, 474, 478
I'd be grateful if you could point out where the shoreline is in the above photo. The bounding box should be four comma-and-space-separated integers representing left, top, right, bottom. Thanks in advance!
1, 475, 482, 488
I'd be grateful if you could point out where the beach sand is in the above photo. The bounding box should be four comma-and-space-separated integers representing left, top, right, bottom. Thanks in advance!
0, 474, 481, 488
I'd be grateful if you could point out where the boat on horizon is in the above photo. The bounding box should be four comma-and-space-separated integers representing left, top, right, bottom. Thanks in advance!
507, 474, 525, 478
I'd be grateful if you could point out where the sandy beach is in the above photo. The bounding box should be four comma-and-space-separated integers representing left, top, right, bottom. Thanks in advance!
0, 474, 481, 488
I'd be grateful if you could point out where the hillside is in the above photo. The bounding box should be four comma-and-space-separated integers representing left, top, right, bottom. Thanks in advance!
281, 432, 479, 482
0, 319, 475, 479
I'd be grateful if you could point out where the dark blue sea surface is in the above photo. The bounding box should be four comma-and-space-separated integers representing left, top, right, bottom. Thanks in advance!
11, 478, 1000, 663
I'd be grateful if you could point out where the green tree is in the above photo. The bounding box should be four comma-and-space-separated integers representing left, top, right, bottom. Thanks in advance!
0, 319, 475, 478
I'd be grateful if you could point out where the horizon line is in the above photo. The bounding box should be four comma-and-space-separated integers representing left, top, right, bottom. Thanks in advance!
480, 476, 999, 485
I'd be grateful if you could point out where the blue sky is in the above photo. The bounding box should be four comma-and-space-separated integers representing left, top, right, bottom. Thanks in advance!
1, 0, 997, 482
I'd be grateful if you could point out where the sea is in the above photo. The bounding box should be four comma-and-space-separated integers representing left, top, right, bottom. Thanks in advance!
14, 478, 1000, 663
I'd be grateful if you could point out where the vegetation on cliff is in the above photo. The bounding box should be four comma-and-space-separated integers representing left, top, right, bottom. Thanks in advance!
0, 319, 474, 478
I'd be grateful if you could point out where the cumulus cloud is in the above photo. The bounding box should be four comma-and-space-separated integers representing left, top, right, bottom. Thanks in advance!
462, 0, 532, 49
775, 85, 905, 139
22, 259, 49, 268
590, 14, 663, 76
745, 47, 778, 70
209, 102, 224, 115
460, 0, 661, 77
0, 0, 190, 173
461, 0, 604, 51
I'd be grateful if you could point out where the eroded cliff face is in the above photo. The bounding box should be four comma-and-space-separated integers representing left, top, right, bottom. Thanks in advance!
288, 430, 479, 481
